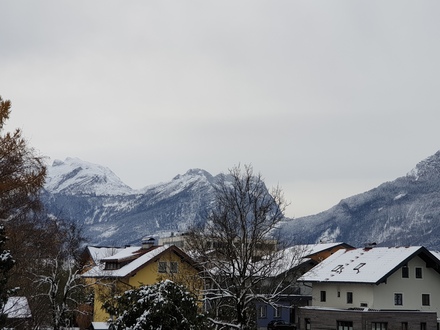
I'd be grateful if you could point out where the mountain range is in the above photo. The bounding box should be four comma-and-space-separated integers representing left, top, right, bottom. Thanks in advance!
42, 158, 218, 245
42, 152, 440, 250
283, 150, 440, 250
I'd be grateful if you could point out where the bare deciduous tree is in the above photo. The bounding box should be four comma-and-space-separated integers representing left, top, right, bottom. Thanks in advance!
6, 214, 90, 329
187, 164, 298, 330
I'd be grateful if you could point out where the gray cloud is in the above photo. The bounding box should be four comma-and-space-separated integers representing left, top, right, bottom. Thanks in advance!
1, 0, 440, 216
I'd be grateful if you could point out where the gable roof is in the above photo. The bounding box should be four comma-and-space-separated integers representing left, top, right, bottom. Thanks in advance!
82, 244, 197, 278
298, 246, 440, 284
300, 242, 354, 258
261, 242, 353, 277
99, 245, 146, 262
83, 246, 128, 265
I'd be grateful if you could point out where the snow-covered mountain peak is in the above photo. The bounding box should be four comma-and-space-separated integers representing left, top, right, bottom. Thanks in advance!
173, 168, 214, 182
407, 150, 440, 181
45, 158, 135, 196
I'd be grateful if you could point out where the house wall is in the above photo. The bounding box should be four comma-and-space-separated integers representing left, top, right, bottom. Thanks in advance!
92, 279, 131, 322
255, 301, 292, 330
311, 282, 375, 309
310, 255, 440, 313
372, 255, 440, 313
92, 250, 202, 323
299, 307, 438, 330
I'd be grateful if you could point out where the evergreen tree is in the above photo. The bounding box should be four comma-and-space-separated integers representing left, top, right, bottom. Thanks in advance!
104, 280, 210, 330
0, 96, 46, 326
0, 96, 46, 222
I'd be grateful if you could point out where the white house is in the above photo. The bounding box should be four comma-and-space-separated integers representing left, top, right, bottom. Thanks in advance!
297, 246, 440, 330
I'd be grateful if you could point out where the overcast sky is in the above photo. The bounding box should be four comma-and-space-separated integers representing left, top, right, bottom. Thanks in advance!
1, 1, 440, 218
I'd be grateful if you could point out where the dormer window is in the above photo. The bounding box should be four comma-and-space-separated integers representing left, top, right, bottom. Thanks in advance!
105, 262, 119, 270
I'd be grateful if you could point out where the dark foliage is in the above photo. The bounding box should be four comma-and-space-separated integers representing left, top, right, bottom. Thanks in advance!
104, 280, 210, 330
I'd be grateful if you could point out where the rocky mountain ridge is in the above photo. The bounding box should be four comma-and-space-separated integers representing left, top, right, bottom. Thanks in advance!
283, 150, 440, 250
42, 158, 219, 245
42, 151, 440, 250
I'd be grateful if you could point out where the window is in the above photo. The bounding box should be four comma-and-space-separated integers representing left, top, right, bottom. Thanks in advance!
158, 261, 167, 273
320, 291, 326, 302
105, 262, 118, 270
337, 291, 341, 297
420, 322, 427, 330
402, 264, 409, 278
258, 305, 267, 318
372, 322, 387, 330
401, 322, 408, 330
415, 267, 423, 279
305, 318, 311, 330
394, 293, 403, 306
347, 292, 353, 304
337, 321, 353, 330
274, 306, 282, 318
422, 294, 430, 306
170, 261, 178, 273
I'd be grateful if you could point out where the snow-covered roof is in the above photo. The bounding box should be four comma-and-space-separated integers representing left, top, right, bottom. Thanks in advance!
299, 242, 352, 257
100, 246, 143, 261
298, 246, 438, 284
91, 321, 111, 330
430, 250, 440, 261
82, 245, 174, 278
3, 297, 32, 319
86, 246, 128, 264
250, 243, 351, 277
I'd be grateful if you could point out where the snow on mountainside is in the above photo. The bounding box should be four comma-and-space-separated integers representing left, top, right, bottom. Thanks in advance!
42, 151, 440, 249
281, 150, 440, 250
46, 158, 135, 196
42, 158, 219, 245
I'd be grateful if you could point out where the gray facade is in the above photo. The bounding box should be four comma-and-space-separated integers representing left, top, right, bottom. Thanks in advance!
299, 307, 437, 330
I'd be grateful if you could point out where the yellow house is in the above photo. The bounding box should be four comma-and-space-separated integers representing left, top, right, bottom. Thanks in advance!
81, 242, 202, 325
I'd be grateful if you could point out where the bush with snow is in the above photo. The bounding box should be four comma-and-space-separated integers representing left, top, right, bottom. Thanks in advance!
103, 280, 210, 330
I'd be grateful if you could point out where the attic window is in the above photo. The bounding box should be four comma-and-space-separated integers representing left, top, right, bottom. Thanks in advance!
104, 262, 119, 270
158, 262, 167, 273
332, 265, 344, 273
402, 264, 409, 278
353, 263, 366, 272
170, 261, 178, 273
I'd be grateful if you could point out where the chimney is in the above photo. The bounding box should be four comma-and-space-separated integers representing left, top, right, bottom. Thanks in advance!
142, 237, 156, 249
364, 242, 377, 250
